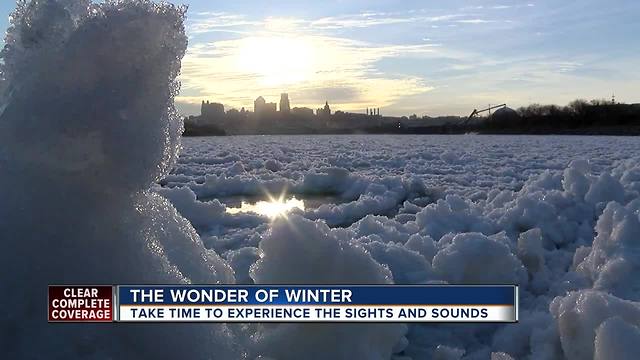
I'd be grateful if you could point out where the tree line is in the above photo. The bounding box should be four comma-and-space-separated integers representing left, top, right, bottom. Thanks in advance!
475, 99, 640, 134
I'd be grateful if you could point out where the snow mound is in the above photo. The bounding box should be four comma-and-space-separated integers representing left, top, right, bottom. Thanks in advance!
575, 202, 640, 300
432, 232, 528, 286
416, 195, 494, 241
594, 316, 640, 360
0, 1, 236, 358
250, 214, 406, 359
551, 290, 640, 360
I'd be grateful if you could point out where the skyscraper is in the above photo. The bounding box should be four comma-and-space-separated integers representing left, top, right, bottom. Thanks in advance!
279, 93, 290, 113
254, 96, 266, 114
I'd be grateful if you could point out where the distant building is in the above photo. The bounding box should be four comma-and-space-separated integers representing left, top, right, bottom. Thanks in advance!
317, 101, 331, 116
366, 107, 380, 116
254, 96, 266, 113
255, 96, 277, 116
490, 107, 520, 123
292, 107, 314, 117
279, 93, 291, 113
201, 101, 224, 118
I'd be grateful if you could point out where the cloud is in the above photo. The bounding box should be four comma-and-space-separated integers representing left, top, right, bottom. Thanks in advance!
177, 19, 435, 113
309, 13, 464, 30
294, 86, 362, 103
188, 13, 261, 34
187, 10, 474, 34
456, 19, 495, 24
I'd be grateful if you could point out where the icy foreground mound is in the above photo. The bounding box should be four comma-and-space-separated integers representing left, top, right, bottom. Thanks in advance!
0, 0, 236, 358
250, 215, 407, 360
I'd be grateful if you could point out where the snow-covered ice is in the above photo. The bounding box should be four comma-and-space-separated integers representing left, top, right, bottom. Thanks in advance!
2, 0, 640, 359
163, 135, 640, 359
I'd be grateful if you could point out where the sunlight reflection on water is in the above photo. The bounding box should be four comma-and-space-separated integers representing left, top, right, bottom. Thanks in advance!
225, 196, 305, 218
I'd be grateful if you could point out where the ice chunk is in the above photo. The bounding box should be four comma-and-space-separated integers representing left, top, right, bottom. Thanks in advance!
432, 232, 528, 285
562, 160, 591, 200
405, 234, 438, 263
250, 214, 406, 359
440, 151, 461, 164
264, 159, 283, 172
491, 352, 514, 360
227, 247, 261, 284
594, 316, 640, 360
550, 290, 640, 360
251, 214, 393, 285
575, 202, 640, 300
416, 195, 494, 241
517, 228, 545, 273
156, 186, 226, 228
364, 240, 435, 284
585, 173, 625, 206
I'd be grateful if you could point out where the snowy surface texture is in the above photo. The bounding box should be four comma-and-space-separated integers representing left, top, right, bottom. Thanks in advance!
0, 0, 237, 358
161, 135, 640, 359
2, 0, 640, 359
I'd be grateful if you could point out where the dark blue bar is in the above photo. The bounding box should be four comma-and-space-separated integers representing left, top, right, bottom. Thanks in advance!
118, 285, 516, 306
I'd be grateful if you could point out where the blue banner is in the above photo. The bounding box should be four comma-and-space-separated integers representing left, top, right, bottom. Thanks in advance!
118, 285, 517, 306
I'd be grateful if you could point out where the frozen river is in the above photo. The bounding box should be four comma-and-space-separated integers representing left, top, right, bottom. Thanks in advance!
152, 134, 640, 358
163, 134, 640, 234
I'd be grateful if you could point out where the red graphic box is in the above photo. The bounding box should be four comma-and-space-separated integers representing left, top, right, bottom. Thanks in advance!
48, 285, 114, 322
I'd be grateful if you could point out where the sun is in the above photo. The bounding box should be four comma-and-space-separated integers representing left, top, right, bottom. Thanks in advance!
236, 35, 316, 86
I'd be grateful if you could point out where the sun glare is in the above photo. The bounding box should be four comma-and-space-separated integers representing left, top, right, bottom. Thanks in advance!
226, 196, 305, 218
236, 36, 316, 86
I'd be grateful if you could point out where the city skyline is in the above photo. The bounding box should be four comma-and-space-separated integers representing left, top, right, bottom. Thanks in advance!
1, 1, 638, 116
201, 94, 372, 116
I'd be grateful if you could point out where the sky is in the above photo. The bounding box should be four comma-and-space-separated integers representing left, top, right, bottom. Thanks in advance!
1, 0, 639, 116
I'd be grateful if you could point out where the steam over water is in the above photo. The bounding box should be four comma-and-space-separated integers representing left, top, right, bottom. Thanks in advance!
2, 1, 640, 360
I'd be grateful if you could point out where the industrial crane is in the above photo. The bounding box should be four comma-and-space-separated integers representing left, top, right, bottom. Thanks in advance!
463, 104, 506, 125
